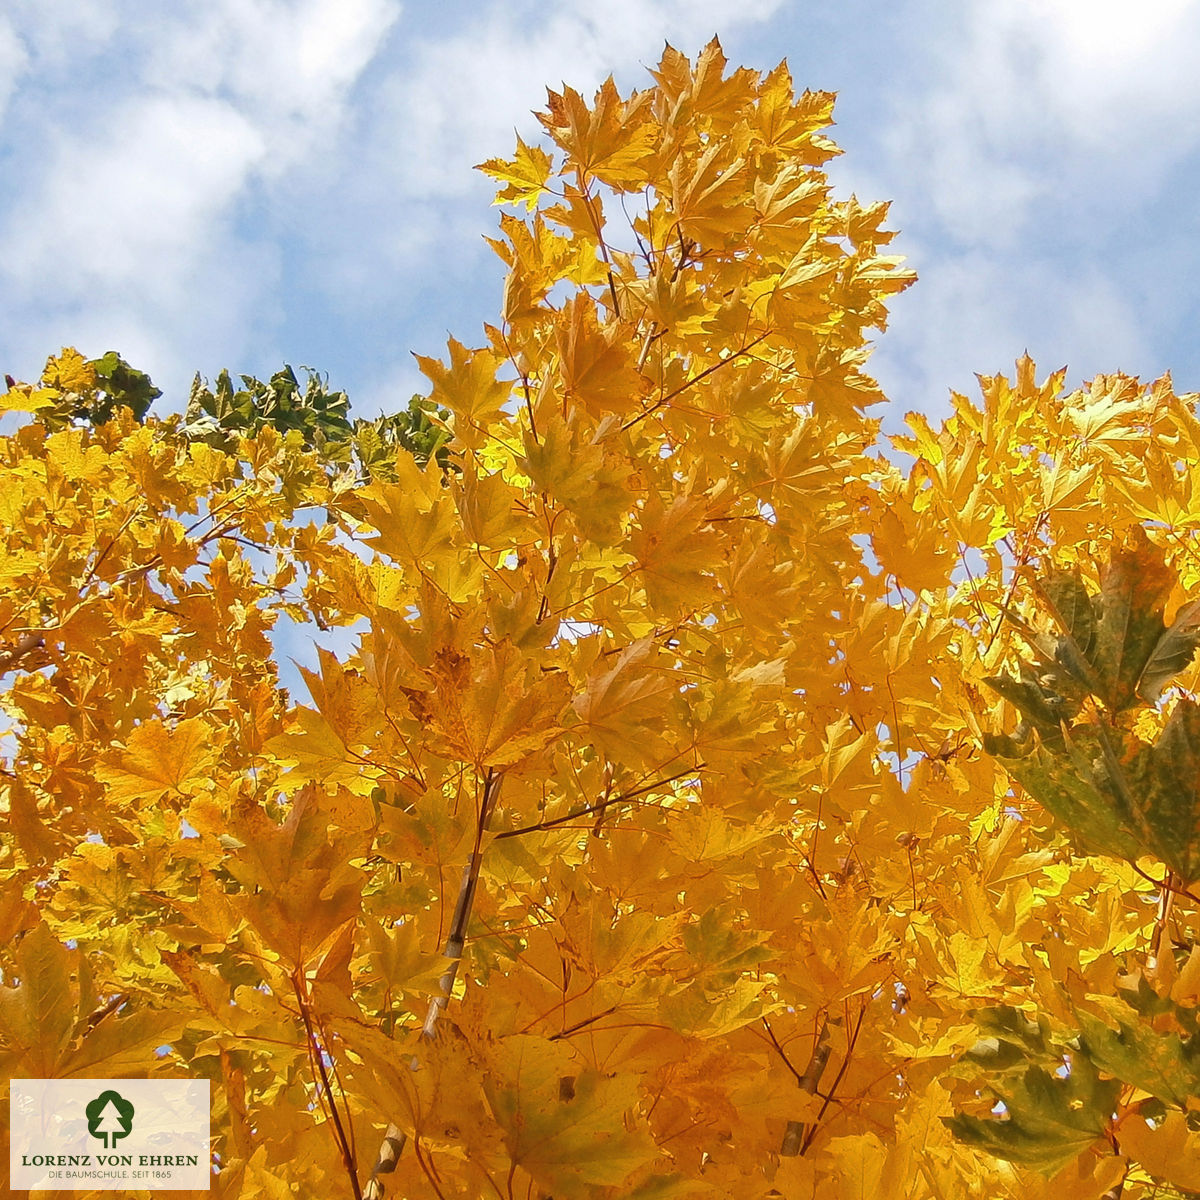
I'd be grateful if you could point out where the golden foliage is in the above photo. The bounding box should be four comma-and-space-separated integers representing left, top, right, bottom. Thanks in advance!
4, 39, 1200, 1200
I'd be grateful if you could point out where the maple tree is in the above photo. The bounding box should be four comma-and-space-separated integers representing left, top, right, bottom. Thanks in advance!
4, 38, 1200, 1200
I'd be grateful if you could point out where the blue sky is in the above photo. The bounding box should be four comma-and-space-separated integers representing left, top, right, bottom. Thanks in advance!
4, 0, 1200, 432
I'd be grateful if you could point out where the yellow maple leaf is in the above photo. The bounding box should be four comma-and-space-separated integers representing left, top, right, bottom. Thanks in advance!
538, 77, 657, 188
629, 491, 720, 612
414, 338, 510, 451
1118, 1113, 1200, 1191
408, 639, 573, 770
42, 346, 96, 394
485, 1036, 658, 1195
0, 383, 56, 413
571, 638, 676, 769
477, 133, 553, 211
96, 717, 222, 807
556, 294, 643, 418
226, 786, 367, 970
870, 499, 956, 596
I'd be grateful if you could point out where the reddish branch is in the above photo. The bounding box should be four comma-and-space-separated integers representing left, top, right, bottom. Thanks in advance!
493, 764, 702, 840
800, 1002, 867, 1157
293, 972, 362, 1200
621, 332, 771, 432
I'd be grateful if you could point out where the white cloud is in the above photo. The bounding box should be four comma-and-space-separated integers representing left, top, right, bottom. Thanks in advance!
0, 0, 404, 396
0, 18, 30, 126
25, 0, 1189, 424
1006, 0, 1200, 134
4, 94, 266, 290
143, 0, 399, 170
0, 89, 280, 394
878, 0, 1200, 245
238, 1, 788, 383
873, 243, 1152, 424
855, 0, 1200, 412
1057, 267, 1150, 370
374, 0, 781, 200
5, 0, 120, 67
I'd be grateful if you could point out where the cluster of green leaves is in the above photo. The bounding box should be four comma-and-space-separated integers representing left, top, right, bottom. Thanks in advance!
946, 1006, 1121, 1173
943, 534, 1200, 1181
984, 531, 1200, 880
184, 365, 352, 451
183, 368, 455, 480
949, 980, 1200, 1182
351, 396, 457, 478
4, 352, 454, 484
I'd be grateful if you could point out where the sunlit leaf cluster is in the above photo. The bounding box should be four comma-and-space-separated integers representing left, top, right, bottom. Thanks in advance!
3, 40, 1200, 1200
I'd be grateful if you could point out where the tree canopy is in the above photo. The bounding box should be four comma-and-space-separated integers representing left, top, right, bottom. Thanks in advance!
3, 39, 1200, 1200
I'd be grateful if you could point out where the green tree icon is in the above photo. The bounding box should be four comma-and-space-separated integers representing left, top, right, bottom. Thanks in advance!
85, 1090, 134, 1149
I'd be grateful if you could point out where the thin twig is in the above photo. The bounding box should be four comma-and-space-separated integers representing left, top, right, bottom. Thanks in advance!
494, 764, 702, 840
984, 518, 1047, 657
293, 972, 362, 1200
621, 333, 771, 432
1150, 872, 1177, 972
800, 1002, 866, 1156
548, 1005, 619, 1042
578, 177, 621, 319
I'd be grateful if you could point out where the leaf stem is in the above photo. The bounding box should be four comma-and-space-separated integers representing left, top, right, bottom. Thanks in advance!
1150, 871, 1176, 973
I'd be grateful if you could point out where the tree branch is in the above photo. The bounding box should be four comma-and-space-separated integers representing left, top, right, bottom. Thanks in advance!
293, 972, 362, 1200
800, 1002, 866, 1156
779, 1020, 830, 1157
579, 175, 621, 319
363, 771, 504, 1200
0, 632, 45, 675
